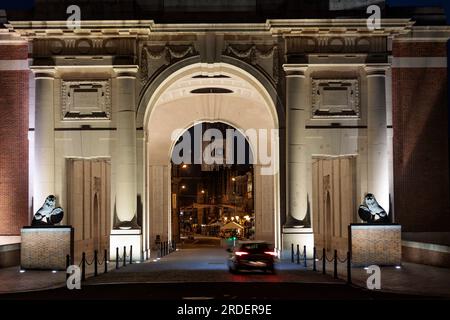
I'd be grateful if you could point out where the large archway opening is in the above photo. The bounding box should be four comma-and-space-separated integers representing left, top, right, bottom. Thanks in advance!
140, 61, 281, 257
171, 122, 255, 248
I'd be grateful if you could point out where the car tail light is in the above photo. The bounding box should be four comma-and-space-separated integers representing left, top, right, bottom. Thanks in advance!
264, 251, 277, 256
235, 251, 248, 256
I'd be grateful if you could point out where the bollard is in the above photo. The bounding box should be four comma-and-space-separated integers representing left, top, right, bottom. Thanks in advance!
173, 240, 176, 251
94, 250, 98, 277
313, 247, 317, 271
346, 251, 352, 285
303, 245, 307, 268
322, 248, 326, 275
66, 254, 70, 280
333, 250, 338, 279
81, 252, 86, 281
296, 244, 300, 264
123, 246, 126, 267
104, 249, 108, 274
159, 243, 162, 258
115, 247, 119, 269
291, 243, 294, 263
130, 246, 133, 264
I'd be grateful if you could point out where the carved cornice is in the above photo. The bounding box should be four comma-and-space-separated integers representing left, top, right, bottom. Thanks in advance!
9, 19, 413, 38
268, 19, 414, 36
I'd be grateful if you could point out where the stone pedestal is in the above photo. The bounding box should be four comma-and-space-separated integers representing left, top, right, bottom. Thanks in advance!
349, 224, 401, 267
20, 226, 74, 270
282, 227, 314, 259
110, 229, 142, 261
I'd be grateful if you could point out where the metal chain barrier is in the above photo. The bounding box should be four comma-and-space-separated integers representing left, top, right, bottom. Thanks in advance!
290, 243, 352, 284
71, 239, 177, 283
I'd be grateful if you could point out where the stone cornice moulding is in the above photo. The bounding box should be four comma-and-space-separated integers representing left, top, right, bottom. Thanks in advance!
394, 26, 450, 42
364, 64, 390, 77
268, 19, 414, 36
282, 64, 308, 77
8, 19, 414, 38
113, 65, 139, 78
30, 65, 56, 78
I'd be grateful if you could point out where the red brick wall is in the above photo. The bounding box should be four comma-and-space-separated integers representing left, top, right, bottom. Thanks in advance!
392, 41, 450, 232
0, 43, 29, 235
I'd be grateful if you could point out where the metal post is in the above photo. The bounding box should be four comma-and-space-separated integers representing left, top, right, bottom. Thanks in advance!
130, 246, 133, 264
123, 246, 126, 267
346, 251, 352, 285
66, 254, 70, 280
291, 243, 294, 263
296, 244, 300, 264
115, 247, 119, 269
322, 248, 326, 275
313, 247, 317, 271
81, 252, 86, 281
94, 250, 98, 277
333, 250, 338, 279
104, 249, 108, 274
303, 245, 307, 268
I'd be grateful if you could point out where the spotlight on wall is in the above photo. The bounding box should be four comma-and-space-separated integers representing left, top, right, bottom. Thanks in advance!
52, 270, 58, 273
182, 164, 188, 169
19, 270, 25, 273
395, 265, 401, 269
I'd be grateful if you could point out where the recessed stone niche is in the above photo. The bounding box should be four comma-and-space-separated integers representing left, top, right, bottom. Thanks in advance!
61, 80, 111, 120
311, 79, 360, 118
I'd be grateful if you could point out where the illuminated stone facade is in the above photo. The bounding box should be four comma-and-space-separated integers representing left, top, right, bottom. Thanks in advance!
0, 16, 448, 263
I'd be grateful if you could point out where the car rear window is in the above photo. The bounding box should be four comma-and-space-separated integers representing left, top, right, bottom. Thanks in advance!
239, 243, 269, 252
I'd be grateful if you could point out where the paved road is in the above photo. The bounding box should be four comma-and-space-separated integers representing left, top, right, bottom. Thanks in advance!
0, 237, 447, 299
86, 242, 339, 285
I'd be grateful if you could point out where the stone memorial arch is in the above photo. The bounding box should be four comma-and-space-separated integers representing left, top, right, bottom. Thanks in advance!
136, 58, 283, 257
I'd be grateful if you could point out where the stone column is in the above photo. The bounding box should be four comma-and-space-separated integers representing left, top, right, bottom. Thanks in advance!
365, 66, 389, 210
32, 67, 55, 213
114, 66, 138, 229
283, 65, 309, 225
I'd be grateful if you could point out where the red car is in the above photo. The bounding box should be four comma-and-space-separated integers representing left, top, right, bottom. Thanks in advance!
227, 241, 277, 274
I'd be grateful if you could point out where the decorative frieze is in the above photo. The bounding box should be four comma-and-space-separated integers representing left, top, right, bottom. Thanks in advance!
285, 36, 387, 54
311, 79, 360, 118
61, 80, 111, 120
224, 44, 279, 83
139, 44, 197, 84
32, 37, 136, 57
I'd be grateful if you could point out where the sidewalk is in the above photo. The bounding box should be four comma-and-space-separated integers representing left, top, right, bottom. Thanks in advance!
0, 252, 449, 297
